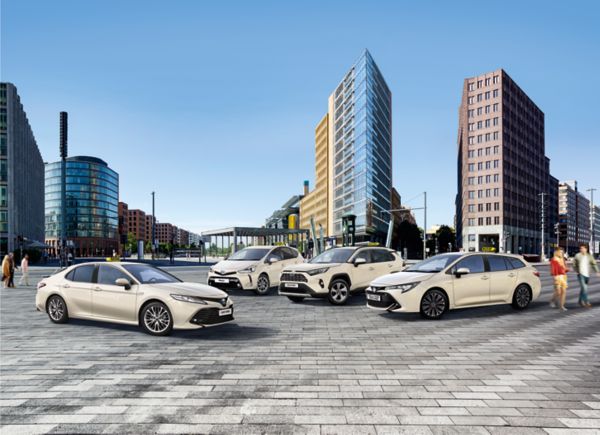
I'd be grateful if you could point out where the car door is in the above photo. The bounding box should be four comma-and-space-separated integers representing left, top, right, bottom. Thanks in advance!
265, 248, 285, 285
451, 255, 490, 307
371, 249, 398, 276
487, 255, 518, 302
63, 264, 95, 317
349, 249, 374, 290
92, 265, 138, 322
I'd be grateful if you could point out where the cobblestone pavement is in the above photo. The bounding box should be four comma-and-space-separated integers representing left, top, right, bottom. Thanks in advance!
1, 266, 599, 434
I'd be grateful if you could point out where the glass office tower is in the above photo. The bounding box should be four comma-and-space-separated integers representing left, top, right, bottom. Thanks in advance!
330, 50, 392, 242
45, 156, 119, 257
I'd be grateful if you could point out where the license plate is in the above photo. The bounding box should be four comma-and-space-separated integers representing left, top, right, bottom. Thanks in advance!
219, 308, 232, 316
367, 293, 381, 301
285, 283, 299, 288
215, 278, 229, 283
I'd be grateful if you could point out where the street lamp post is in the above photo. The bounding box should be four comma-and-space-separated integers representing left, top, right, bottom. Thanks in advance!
539, 192, 546, 261
151, 191, 156, 260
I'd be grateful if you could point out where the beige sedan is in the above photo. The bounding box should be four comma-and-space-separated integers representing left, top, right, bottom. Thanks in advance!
36, 262, 233, 336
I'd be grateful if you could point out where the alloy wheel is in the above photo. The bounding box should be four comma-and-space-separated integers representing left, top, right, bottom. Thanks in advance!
514, 285, 531, 309
48, 297, 65, 321
329, 281, 349, 303
143, 305, 171, 334
256, 275, 270, 294
421, 290, 446, 319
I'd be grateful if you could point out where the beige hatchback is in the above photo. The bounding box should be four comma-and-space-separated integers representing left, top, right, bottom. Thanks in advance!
36, 262, 234, 336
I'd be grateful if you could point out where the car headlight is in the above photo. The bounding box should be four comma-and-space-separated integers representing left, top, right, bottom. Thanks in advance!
209, 267, 214, 273
307, 267, 329, 276
386, 282, 420, 293
170, 294, 208, 304
239, 266, 257, 273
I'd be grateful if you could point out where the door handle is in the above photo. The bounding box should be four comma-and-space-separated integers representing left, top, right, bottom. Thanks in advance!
388, 264, 393, 267
63, 284, 70, 288
481, 276, 490, 280
508, 273, 516, 277
93, 286, 102, 291
369, 267, 375, 271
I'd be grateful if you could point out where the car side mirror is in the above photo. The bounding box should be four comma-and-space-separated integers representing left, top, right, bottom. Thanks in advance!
268, 257, 280, 264
115, 278, 131, 290
354, 258, 367, 267
454, 267, 470, 277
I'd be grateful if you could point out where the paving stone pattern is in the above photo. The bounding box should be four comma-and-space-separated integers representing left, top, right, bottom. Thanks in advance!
1, 266, 599, 434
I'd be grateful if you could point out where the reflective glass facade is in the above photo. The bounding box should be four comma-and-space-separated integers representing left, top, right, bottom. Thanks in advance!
331, 51, 392, 240
45, 156, 118, 256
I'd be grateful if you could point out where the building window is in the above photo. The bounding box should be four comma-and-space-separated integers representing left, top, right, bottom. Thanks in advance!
485, 133, 491, 142
485, 161, 491, 170
477, 121, 483, 129
486, 189, 491, 197
478, 217, 484, 226
468, 96, 474, 104
485, 105, 490, 114
468, 219, 475, 226
493, 117, 499, 126
468, 234, 476, 241
468, 150, 475, 158
493, 103, 499, 112
494, 202, 500, 211
485, 174, 491, 183
468, 123, 475, 131
468, 109, 474, 118
477, 80, 483, 88
478, 162, 483, 170
468, 83, 475, 91
477, 107, 483, 115
468, 136, 475, 145
486, 217, 492, 225
477, 135, 482, 143
494, 188, 500, 196
485, 91, 491, 100
493, 174, 499, 182
493, 131, 499, 140
477, 93, 483, 102
493, 145, 499, 154
468, 163, 475, 172
493, 89, 499, 98
478, 176, 483, 184
493, 75, 499, 84
485, 78, 491, 86
468, 190, 475, 199
478, 203, 484, 212
478, 190, 483, 198
494, 216, 500, 225
468, 204, 475, 212
486, 202, 491, 211
468, 177, 475, 185
493, 159, 499, 168
485, 119, 491, 128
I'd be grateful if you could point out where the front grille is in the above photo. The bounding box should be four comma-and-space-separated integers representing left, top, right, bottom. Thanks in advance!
281, 287, 310, 295
366, 292, 398, 309
190, 307, 234, 325
281, 272, 308, 282
213, 270, 236, 276
208, 277, 241, 289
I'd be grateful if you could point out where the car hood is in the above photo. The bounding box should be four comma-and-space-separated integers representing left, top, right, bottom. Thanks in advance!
284, 262, 342, 273
370, 271, 435, 287
148, 282, 228, 299
212, 260, 258, 273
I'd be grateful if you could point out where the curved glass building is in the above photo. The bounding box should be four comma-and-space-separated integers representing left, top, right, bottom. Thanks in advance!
45, 156, 119, 257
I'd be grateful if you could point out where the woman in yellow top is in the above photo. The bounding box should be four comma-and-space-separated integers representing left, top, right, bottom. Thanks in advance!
2, 254, 10, 288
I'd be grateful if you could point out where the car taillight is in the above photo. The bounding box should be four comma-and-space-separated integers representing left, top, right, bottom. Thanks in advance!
533, 271, 540, 277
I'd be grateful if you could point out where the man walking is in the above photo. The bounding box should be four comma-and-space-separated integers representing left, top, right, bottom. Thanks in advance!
18, 254, 30, 286
573, 244, 599, 308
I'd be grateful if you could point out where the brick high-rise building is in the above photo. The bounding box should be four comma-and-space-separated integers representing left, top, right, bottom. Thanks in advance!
456, 69, 558, 256
127, 209, 147, 242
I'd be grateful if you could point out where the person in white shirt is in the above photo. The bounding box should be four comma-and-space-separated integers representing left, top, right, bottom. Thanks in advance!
18, 254, 30, 286
573, 244, 599, 308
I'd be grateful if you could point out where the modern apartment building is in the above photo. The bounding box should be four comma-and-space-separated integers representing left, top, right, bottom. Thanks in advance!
0, 83, 45, 256
558, 180, 590, 255
45, 156, 119, 257
177, 228, 189, 246
592, 205, 600, 255
146, 214, 155, 244
127, 209, 147, 242
456, 69, 558, 256
300, 114, 329, 235
301, 50, 393, 243
156, 222, 177, 244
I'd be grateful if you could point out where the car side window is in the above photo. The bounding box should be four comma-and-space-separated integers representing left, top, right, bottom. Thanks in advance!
282, 247, 297, 260
509, 258, 526, 269
454, 255, 485, 274
353, 250, 372, 263
269, 248, 284, 261
371, 249, 394, 263
97, 265, 130, 286
71, 265, 95, 283
487, 255, 508, 272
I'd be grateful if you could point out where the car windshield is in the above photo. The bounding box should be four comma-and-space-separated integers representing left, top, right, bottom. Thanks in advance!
228, 248, 271, 261
309, 248, 355, 264
122, 264, 181, 284
405, 254, 463, 273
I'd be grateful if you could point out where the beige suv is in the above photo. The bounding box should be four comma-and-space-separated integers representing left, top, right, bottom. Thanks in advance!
278, 246, 404, 305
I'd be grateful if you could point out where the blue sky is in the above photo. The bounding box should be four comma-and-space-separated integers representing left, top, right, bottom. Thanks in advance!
2, 0, 599, 234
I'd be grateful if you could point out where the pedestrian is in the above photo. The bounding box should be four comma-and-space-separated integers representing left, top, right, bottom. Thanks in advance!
18, 254, 30, 287
550, 248, 568, 311
573, 244, 599, 308
2, 254, 10, 288
67, 252, 73, 266
7, 252, 16, 288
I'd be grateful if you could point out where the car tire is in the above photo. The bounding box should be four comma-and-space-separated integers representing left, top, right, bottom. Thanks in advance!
47, 295, 69, 324
512, 284, 531, 310
328, 279, 350, 305
255, 274, 270, 295
140, 302, 173, 336
420, 289, 447, 320
287, 296, 304, 303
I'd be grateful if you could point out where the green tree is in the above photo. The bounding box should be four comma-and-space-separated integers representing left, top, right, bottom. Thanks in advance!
126, 232, 137, 254
436, 225, 456, 253
393, 220, 423, 259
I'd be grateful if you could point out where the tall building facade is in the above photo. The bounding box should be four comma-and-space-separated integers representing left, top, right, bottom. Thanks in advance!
301, 50, 393, 243
45, 156, 119, 256
592, 205, 600, 255
300, 114, 330, 235
127, 209, 147, 242
0, 83, 45, 255
118, 201, 128, 253
558, 180, 590, 255
456, 69, 558, 256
